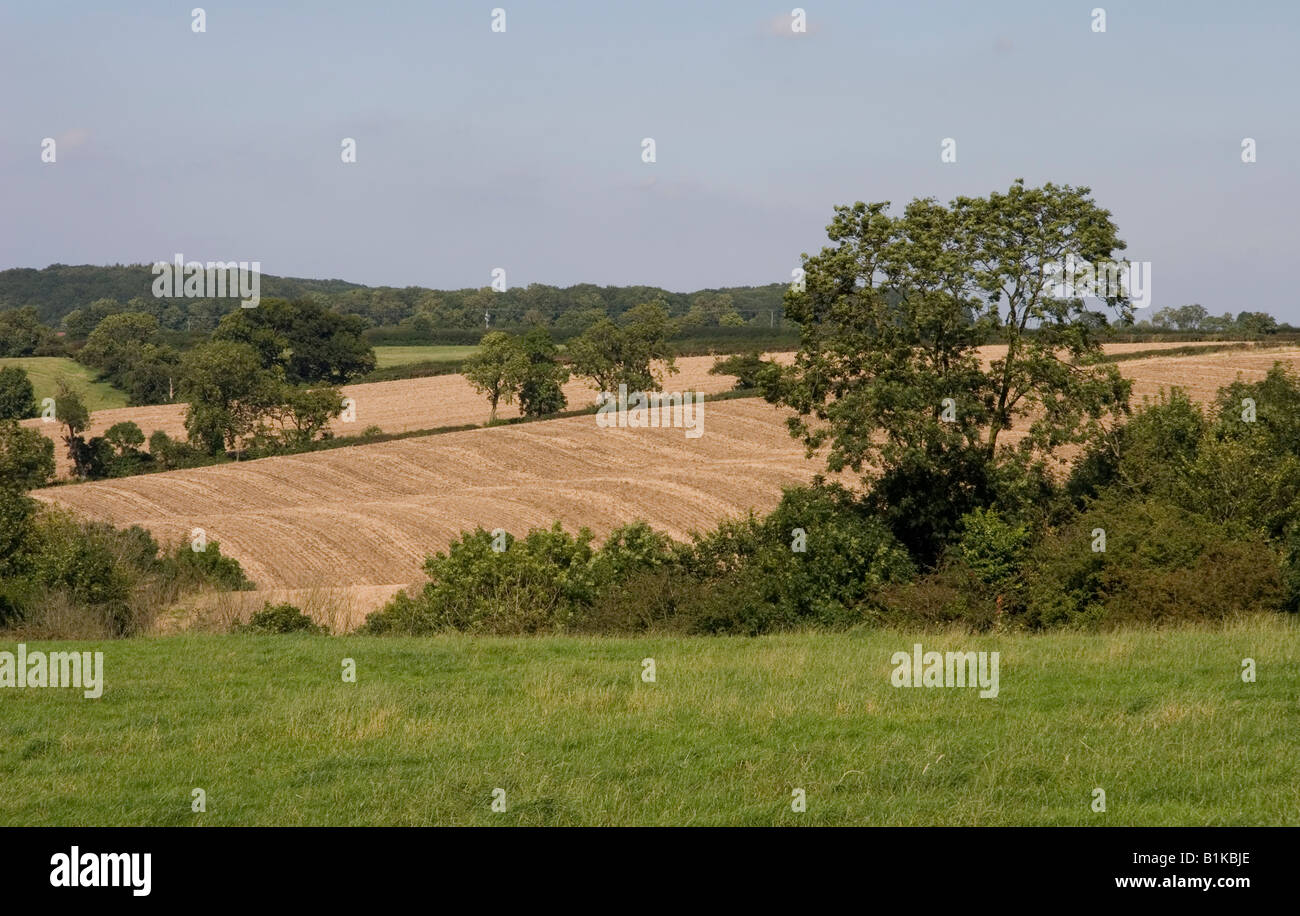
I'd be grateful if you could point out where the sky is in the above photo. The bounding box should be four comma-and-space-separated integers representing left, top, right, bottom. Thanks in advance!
1, 1, 1297, 318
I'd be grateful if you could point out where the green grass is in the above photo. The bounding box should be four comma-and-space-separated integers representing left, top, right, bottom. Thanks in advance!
0, 357, 128, 411
2, 620, 1296, 826
372, 345, 479, 369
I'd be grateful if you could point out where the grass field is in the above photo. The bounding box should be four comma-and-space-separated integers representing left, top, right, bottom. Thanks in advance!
0, 356, 127, 411
372, 345, 479, 368
2, 619, 1295, 826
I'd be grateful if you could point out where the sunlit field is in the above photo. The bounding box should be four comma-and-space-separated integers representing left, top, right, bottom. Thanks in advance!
3, 620, 1295, 826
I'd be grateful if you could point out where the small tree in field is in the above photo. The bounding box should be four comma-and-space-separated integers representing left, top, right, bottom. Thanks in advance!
464, 332, 526, 423
516, 328, 570, 417
53, 382, 95, 478
180, 341, 282, 455
568, 301, 677, 395
772, 180, 1132, 560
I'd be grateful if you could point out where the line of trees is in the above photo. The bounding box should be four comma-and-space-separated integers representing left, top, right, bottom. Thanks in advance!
462, 303, 680, 422
1134, 304, 1278, 334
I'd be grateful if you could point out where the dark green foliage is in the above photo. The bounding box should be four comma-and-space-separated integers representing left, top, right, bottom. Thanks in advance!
708, 350, 781, 391
0, 366, 37, 419
0, 419, 55, 491
158, 539, 254, 592
146, 430, 201, 471
363, 487, 914, 636
678, 485, 916, 633
0, 509, 252, 636
0, 307, 55, 356
1212, 362, 1300, 457
212, 298, 375, 385
953, 507, 1031, 588
516, 328, 569, 417
1018, 496, 1283, 628
568, 302, 677, 394
364, 523, 600, 635
233, 602, 324, 634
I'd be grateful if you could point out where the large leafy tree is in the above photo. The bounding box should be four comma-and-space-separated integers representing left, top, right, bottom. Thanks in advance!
77, 311, 181, 405
568, 301, 677, 395
516, 328, 570, 417
464, 332, 526, 422
0, 307, 55, 357
78, 312, 159, 377
212, 298, 376, 385
257, 386, 345, 449
772, 180, 1131, 559
179, 341, 282, 454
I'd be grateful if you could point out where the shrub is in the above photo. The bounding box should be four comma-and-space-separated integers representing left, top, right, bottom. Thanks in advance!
1019, 495, 1284, 628
953, 506, 1030, 588
1212, 362, 1300, 457
679, 485, 915, 633
878, 562, 1002, 631
0, 366, 37, 419
1067, 389, 1205, 504
709, 351, 780, 391
233, 602, 324, 634
1, 509, 253, 637
148, 430, 203, 470
363, 523, 598, 635
159, 539, 254, 592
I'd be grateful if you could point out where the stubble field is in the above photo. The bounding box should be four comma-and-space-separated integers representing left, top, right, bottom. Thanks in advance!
30, 343, 1300, 628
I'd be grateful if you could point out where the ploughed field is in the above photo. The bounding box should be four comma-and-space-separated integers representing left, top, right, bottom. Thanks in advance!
22, 353, 741, 477
19, 340, 1241, 478
31, 343, 1300, 627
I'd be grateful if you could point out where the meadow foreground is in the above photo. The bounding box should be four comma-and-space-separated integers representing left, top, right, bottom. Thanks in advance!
3, 619, 1295, 827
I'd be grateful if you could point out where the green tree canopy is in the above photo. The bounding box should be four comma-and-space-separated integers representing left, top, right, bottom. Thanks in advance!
463, 332, 527, 422
179, 341, 282, 454
516, 328, 570, 417
212, 298, 376, 384
568, 301, 678, 395
0, 366, 37, 419
772, 180, 1132, 559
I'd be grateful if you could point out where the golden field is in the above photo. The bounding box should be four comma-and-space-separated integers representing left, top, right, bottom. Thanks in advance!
30, 342, 1300, 628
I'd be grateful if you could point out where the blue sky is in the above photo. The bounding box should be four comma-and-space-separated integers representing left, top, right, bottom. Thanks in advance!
2, 1, 1297, 317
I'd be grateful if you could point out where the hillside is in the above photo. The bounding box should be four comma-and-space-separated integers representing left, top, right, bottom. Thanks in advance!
0, 264, 365, 325
0, 356, 129, 411
0, 263, 788, 331
31, 344, 1300, 627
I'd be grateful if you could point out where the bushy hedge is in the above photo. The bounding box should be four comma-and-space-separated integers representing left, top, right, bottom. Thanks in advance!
362, 487, 915, 636
1016, 496, 1284, 628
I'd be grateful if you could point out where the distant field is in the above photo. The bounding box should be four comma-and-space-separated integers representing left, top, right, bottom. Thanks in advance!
24, 353, 746, 478
372, 345, 479, 368
0, 357, 127, 411
2, 620, 1295, 826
